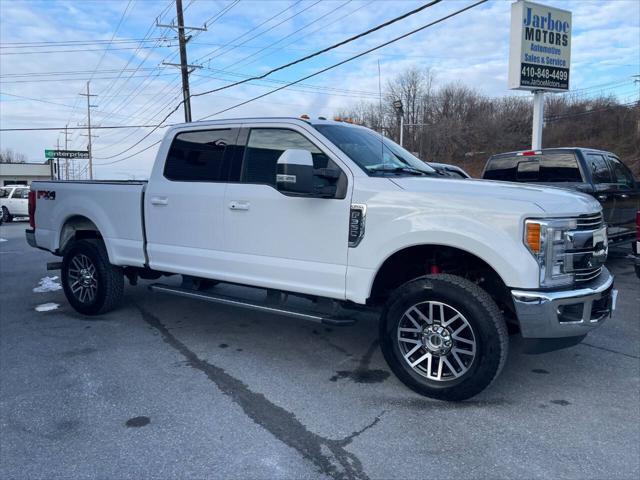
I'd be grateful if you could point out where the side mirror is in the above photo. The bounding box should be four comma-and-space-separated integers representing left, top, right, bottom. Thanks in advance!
277, 149, 315, 196
276, 149, 339, 198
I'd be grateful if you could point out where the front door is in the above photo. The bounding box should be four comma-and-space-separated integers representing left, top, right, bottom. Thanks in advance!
584, 152, 617, 225
607, 155, 640, 241
145, 127, 242, 277
223, 125, 352, 300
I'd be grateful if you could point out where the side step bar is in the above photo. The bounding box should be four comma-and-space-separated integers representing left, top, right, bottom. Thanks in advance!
148, 283, 358, 326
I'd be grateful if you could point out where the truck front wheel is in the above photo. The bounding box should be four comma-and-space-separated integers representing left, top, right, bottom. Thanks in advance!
380, 274, 508, 401
61, 239, 124, 315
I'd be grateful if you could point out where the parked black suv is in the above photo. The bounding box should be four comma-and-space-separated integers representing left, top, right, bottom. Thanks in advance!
482, 148, 639, 248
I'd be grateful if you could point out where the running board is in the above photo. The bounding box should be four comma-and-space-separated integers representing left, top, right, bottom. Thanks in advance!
148, 283, 357, 326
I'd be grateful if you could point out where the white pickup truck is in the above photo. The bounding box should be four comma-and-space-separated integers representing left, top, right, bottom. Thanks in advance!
26, 117, 616, 401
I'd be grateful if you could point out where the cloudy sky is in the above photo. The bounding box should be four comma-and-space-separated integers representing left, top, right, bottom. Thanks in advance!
1, 0, 638, 179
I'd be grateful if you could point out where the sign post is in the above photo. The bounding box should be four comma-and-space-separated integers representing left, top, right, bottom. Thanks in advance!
508, 0, 572, 149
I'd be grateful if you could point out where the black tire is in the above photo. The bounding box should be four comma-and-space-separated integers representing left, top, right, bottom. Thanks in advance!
61, 239, 124, 315
1, 207, 10, 223
379, 274, 508, 401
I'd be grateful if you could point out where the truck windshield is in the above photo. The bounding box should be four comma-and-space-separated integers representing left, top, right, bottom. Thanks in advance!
314, 124, 436, 176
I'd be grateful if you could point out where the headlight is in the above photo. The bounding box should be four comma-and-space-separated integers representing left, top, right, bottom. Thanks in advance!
524, 218, 576, 288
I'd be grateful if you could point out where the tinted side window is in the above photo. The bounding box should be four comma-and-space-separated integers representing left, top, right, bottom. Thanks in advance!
164, 129, 240, 182
0, 189, 9, 198
587, 154, 612, 184
242, 128, 331, 186
608, 156, 635, 189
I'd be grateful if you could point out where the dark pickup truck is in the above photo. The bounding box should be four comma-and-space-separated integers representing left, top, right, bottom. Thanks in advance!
482, 148, 640, 250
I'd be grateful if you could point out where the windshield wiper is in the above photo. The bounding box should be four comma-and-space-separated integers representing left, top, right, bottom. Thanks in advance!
368, 166, 433, 176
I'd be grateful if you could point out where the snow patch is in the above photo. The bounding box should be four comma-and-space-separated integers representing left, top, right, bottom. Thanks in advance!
33, 276, 62, 293
35, 302, 59, 312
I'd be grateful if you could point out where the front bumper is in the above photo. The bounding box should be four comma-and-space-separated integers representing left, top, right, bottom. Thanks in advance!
511, 267, 616, 338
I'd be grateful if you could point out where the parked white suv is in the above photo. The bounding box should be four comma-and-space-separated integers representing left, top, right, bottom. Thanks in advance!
0, 184, 29, 223
25, 117, 616, 400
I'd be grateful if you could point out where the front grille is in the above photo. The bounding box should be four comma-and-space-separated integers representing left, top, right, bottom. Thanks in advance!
576, 213, 604, 231
574, 266, 602, 283
567, 213, 606, 284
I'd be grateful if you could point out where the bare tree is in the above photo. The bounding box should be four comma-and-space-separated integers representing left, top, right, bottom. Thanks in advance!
0, 148, 28, 163
336, 67, 639, 177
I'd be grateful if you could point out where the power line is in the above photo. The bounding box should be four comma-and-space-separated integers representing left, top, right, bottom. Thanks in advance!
192, 71, 379, 99
196, 0, 482, 120
200, 1, 323, 68
545, 101, 639, 122
0, 44, 177, 55
192, 1, 303, 64
94, 0, 444, 161
0, 67, 160, 78
95, 141, 163, 165
220, 0, 354, 73
0, 124, 167, 132
0, 72, 179, 84
0, 37, 172, 48
64, 0, 136, 142
223, 0, 373, 74
88, 0, 135, 83
194, 0, 443, 100
90, 0, 237, 131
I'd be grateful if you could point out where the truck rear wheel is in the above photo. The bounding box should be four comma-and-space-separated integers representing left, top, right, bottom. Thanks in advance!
61, 239, 124, 315
379, 274, 508, 401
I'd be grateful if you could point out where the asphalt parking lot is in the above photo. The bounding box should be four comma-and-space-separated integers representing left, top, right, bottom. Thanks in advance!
1, 220, 638, 480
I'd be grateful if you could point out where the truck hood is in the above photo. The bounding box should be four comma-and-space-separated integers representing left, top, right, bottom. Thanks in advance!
390, 177, 601, 216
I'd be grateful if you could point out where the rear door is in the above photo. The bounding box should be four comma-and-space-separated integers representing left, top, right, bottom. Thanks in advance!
584, 152, 617, 225
606, 155, 639, 242
145, 126, 243, 277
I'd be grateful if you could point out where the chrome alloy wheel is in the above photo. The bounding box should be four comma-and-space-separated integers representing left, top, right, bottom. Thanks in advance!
397, 301, 476, 381
67, 253, 98, 304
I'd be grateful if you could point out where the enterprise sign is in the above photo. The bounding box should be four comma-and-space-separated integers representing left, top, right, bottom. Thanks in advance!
508, 0, 572, 91
45, 149, 89, 159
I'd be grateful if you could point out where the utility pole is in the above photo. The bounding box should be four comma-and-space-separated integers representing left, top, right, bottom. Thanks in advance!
157, 0, 206, 122
59, 124, 70, 179
79, 82, 98, 179
55, 138, 61, 180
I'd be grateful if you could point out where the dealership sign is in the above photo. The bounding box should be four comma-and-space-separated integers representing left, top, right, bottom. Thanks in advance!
508, 0, 572, 91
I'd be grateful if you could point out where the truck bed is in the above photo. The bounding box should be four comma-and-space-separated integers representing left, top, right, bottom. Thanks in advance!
31, 180, 148, 268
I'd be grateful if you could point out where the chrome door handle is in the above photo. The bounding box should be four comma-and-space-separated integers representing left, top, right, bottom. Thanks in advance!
619, 194, 629, 199
150, 196, 168, 206
597, 195, 608, 201
228, 201, 249, 211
